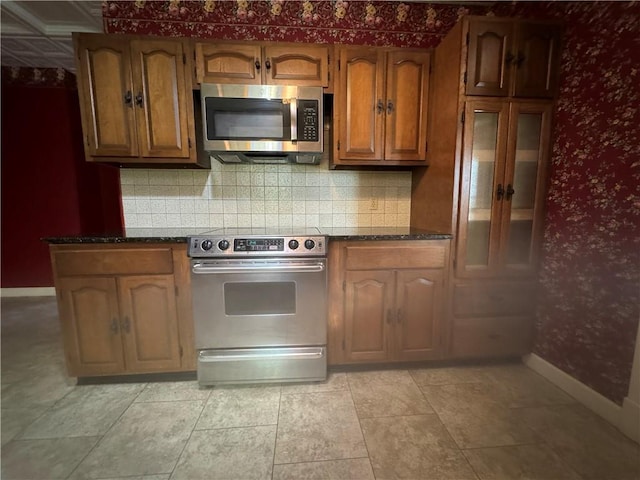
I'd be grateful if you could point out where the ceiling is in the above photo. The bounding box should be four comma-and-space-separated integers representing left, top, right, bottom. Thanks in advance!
0, 0, 103, 72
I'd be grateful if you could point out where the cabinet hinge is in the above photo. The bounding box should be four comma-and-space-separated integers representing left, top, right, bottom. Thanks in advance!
337, 140, 340, 151
425, 140, 428, 152
461, 111, 465, 124
466, 32, 470, 45
463, 71, 467, 85
337, 59, 341, 71
188, 138, 192, 149
182, 53, 186, 65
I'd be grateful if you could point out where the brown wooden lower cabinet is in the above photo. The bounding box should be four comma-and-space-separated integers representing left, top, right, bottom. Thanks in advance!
449, 280, 536, 358
329, 240, 450, 365
50, 243, 195, 377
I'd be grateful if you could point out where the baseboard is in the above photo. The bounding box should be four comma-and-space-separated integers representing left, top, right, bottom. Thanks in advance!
620, 396, 640, 443
1, 287, 56, 297
523, 353, 624, 433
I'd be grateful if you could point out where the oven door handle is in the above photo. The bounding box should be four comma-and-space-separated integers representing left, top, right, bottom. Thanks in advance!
191, 262, 325, 274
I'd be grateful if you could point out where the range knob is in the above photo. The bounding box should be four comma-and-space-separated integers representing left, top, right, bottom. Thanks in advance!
201, 239, 213, 251
288, 239, 299, 250
218, 239, 230, 251
304, 239, 315, 250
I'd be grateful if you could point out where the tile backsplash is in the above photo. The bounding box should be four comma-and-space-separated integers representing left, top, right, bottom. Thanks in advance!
120, 162, 412, 231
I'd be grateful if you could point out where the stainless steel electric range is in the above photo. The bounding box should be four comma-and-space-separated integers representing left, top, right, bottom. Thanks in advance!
187, 227, 327, 385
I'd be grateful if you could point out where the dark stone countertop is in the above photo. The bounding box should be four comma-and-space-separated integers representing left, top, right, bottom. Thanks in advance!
320, 227, 452, 241
44, 227, 452, 244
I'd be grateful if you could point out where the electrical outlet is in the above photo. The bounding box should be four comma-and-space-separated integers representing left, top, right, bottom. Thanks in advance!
370, 198, 379, 210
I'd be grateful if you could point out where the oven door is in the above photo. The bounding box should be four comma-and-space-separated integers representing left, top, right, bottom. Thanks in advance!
190, 258, 327, 349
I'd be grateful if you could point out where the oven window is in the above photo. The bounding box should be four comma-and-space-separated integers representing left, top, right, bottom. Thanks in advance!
224, 282, 296, 315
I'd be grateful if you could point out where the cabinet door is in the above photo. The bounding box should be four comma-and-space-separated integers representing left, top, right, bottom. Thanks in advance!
499, 102, 551, 275
195, 43, 261, 84
118, 275, 182, 373
337, 47, 385, 162
344, 270, 394, 362
57, 277, 125, 376
74, 35, 137, 157
130, 39, 191, 158
466, 19, 514, 97
264, 45, 329, 87
513, 23, 562, 98
394, 269, 443, 361
384, 50, 430, 162
457, 100, 510, 278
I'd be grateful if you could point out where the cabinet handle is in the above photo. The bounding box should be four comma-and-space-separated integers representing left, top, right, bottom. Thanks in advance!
376, 99, 384, 114
397, 308, 403, 324
515, 52, 525, 68
505, 52, 515, 65
135, 92, 143, 107
122, 316, 131, 333
496, 183, 505, 201
110, 318, 119, 334
506, 184, 515, 201
386, 309, 394, 324
265, 58, 271, 70
124, 90, 133, 107
387, 100, 394, 114
255, 60, 261, 71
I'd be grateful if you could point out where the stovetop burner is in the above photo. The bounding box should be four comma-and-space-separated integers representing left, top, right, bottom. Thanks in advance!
188, 227, 326, 258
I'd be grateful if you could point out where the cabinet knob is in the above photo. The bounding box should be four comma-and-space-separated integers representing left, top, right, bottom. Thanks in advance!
505, 52, 515, 65
135, 92, 143, 108
506, 184, 515, 201
376, 99, 384, 114
255, 60, 261, 71
124, 90, 133, 107
122, 317, 131, 333
265, 58, 271, 70
515, 52, 526, 68
386, 309, 394, 324
396, 308, 403, 324
110, 318, 119, 334
496, 183, 505, 201
387, 100, 394, 114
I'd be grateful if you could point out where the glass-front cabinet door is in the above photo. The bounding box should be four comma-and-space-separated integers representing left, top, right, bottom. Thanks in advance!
457, 100, 551, 278
500, 102, 551, 274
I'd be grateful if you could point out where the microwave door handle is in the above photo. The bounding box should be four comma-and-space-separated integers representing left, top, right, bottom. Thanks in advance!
290, 98, 298, 142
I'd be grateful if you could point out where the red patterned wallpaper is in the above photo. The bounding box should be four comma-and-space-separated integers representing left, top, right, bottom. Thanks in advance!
103, 0, 489, 46
103, 1, 640, 405
1, 66, 76, 88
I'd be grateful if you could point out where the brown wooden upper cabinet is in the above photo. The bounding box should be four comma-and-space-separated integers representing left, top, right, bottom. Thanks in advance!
195, 42, 330, 87
466, 17, 562, 98
73, 33, 208, 168
333, 46, 430, 166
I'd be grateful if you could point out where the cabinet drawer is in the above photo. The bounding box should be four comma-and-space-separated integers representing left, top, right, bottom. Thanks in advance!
54, 248, 174, 276
345, 243, 446, 270
453, 282, 537, 317
450, 316, 532, 358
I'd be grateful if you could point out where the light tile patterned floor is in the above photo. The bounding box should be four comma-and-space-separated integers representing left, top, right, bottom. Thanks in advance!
2, 297, 639, 479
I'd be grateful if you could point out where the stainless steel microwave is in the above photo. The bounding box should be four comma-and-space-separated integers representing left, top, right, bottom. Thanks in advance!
201, 83, 323, 164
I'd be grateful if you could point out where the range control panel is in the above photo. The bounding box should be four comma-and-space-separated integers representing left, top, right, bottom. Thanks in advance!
188, 235, 326, 258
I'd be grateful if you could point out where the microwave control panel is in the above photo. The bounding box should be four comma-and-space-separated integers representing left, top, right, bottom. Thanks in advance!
298, 100, 319, 142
